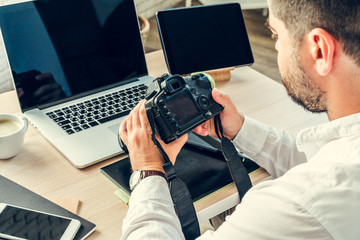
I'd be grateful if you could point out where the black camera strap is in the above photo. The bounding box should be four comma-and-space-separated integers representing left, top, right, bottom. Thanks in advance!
214, 115, 252, 200
146, 112, 200, 240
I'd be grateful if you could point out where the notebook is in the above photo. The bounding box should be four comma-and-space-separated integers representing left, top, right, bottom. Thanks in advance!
0, 0, 154, 168
101, 133, 260, 204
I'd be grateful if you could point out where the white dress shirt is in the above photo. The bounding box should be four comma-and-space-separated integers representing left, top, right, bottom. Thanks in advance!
121, 113, 360, 240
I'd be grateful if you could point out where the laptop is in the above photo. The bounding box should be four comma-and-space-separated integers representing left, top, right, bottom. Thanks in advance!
0, 0, 154, 168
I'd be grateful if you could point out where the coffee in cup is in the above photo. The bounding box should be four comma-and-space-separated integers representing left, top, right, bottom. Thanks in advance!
0, 113, 28, 159
0, 119, 22, 136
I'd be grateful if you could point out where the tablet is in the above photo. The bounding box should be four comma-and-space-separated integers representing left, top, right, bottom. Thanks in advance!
156, 3, 254, 75
101, 133, 259, 202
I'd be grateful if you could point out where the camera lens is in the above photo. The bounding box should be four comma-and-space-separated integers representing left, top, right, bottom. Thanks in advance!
198, 95, 210, 109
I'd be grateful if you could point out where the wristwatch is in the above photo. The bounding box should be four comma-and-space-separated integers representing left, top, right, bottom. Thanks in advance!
129, 170, 167, 190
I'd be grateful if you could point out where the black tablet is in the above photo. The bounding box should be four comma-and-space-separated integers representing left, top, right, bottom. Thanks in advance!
101, 133, 259, 202
156, 3, 254, 75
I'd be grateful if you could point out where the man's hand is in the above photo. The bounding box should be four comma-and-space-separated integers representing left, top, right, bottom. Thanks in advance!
119, 100, 188, 173
193, 88, 244, 140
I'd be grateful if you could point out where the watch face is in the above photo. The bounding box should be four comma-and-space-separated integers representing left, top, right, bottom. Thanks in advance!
129, 170, 142, 190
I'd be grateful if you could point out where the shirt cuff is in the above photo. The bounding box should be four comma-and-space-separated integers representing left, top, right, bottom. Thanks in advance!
129, 175, 172, 204
233, 116, 270, 159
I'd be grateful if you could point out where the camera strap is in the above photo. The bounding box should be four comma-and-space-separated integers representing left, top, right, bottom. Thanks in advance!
146, 112, 200, 240
214, 115, 252, 200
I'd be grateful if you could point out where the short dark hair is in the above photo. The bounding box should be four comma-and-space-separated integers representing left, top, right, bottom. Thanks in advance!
269, 0, 360, 66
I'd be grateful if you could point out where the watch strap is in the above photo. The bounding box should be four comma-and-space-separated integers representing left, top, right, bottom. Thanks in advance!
130, 170, 167, 191
142, 170, 167, 180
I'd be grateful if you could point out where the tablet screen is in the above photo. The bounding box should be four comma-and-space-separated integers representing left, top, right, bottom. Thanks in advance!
156, 3, 254, 75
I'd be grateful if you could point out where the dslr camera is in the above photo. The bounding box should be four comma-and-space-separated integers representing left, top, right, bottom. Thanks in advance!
145, 73, 223, 143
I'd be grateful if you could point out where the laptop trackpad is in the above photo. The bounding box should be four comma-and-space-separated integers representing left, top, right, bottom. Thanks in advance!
108, 123, 120, 136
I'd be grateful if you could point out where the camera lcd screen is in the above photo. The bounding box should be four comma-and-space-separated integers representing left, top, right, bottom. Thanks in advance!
164, 90, 201, 127
0, 205, 71, 240
156, 3, 254, 75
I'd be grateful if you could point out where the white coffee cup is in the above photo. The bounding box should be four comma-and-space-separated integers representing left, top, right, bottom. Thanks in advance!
0, 113, 28, 159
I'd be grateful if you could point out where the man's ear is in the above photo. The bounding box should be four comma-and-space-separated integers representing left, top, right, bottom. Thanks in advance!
308, 28, 335, 76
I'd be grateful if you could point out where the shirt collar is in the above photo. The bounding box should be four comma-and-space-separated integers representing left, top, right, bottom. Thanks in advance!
296, 113, 360, 159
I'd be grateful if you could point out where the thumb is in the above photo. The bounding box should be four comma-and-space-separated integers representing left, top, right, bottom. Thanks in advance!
212, 88, 229, 107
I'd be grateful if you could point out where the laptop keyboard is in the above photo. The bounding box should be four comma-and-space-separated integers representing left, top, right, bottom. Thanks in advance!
46, 84, 148, 135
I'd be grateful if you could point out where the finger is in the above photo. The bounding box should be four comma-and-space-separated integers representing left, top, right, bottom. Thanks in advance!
212, 88, 232, 108
212, 88, 223, 104
193, 125, 208, 136
127, 111, 133, 131
138, 100, 150, 131
119, 119, 129, 145
212, 88, 233, 112
194, 119, 212, 135
131, 101, 141, 128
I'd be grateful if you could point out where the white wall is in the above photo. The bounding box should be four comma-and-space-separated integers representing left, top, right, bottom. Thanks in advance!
135, 0, 182, 19
199, 0, 267, 9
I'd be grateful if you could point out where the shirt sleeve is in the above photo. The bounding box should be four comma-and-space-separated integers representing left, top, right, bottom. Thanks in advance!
121, 175, 185, 240
233, 116, 307, 178
197, 180, 332, 240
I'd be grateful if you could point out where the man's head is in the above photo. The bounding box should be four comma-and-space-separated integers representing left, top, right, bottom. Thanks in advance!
266, 0, 360, 116
269, 0, 360, 66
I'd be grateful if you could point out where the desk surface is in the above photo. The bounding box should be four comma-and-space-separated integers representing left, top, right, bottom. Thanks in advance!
0, 50, 328, 239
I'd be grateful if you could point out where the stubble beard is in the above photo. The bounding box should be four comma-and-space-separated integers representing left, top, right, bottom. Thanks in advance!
281, 48, 327, 113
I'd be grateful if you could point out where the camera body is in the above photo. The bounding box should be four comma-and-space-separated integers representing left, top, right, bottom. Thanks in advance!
145, 73, 223, 143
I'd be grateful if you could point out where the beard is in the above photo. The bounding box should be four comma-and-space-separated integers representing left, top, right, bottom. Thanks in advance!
281, 48, 327, 113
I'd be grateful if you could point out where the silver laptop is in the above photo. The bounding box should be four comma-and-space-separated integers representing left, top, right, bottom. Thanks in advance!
0, 0, 154, 168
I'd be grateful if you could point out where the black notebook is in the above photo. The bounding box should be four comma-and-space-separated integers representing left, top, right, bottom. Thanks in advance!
0, 175, 96, 240
101, 133, 259, 203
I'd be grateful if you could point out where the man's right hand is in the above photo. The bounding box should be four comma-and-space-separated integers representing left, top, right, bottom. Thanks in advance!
193, 88, 244, 140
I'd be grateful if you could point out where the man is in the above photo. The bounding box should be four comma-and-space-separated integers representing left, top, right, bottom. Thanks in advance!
119, 0, 360, 239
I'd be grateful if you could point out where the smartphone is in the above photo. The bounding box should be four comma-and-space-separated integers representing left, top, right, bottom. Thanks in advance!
0, 203, 81, 240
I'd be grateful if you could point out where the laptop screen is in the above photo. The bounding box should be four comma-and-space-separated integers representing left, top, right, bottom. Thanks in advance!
0, 0, 147, 111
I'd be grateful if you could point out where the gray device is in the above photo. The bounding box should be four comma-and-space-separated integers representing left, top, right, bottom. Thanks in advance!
0, 0, 152, 168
